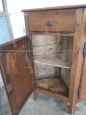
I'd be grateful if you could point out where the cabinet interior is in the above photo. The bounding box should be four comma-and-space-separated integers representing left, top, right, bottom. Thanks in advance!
32, 33, 73, 97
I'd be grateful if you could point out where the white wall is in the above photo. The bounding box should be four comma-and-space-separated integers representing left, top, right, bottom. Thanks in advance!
6, 0, 86, 12
0, 0, 3, 12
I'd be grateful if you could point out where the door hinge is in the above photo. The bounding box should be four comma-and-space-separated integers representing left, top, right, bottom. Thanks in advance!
83, 42, 86, 57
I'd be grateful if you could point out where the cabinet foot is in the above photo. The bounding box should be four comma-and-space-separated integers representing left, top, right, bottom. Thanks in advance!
68, 104, 76, 114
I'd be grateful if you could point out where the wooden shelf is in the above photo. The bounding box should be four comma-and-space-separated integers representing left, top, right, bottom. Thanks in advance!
36, 77, 69, 96
34, 57, 70, 69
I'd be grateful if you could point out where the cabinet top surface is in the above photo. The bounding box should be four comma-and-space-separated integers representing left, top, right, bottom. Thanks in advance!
22, 4, 86, 12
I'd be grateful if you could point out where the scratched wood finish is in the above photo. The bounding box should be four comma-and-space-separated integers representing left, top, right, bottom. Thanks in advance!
0, 36, 34, 115
24, 9, 76, 33
23, 7, 86, 114
69, 9, 85, 113
36, 77, 69, 96
78, 9, 86, 101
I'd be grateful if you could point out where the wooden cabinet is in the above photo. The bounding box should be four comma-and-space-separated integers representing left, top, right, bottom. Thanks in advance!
0, 5, 86, 115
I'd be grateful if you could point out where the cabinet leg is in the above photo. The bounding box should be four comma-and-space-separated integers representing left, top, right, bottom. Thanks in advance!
68, 102, 76, 114
33, 91, 37, 101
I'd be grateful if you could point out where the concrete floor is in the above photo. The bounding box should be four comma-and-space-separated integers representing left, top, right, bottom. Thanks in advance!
0, 87, 86, 115
20, 94, 86, 115
0, 87, 12, 115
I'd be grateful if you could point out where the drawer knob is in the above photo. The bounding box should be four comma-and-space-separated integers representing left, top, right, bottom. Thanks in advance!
46, 21, 53, 27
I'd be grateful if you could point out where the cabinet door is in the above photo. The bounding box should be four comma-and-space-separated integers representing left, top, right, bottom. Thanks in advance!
0, 36, 34, 115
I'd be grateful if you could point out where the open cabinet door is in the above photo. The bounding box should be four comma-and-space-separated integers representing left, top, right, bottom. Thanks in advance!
0, 36, 34, 115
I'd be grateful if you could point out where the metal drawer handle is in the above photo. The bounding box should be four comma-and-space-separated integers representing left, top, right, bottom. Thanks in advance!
46, 21, 53, 27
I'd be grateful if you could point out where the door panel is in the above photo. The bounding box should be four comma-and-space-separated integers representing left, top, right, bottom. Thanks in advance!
0, 36, 34, 115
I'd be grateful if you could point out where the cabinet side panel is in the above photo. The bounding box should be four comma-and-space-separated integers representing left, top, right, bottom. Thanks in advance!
69, 8, 85, 113
79, 9, 86, 101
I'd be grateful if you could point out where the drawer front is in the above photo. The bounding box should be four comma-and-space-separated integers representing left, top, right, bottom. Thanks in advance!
24, 9, 76, 33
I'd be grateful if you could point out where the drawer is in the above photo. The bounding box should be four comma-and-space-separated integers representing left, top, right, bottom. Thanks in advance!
24, 9, 76, 32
